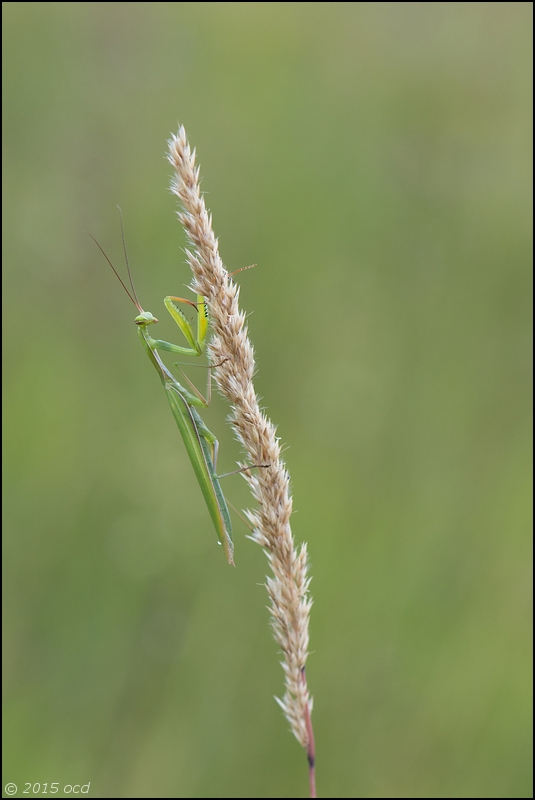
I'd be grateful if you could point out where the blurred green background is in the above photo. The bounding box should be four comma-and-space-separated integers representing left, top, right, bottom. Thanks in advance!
3, 3, 532, 798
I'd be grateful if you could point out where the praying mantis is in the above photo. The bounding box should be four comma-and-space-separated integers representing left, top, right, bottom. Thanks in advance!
93, 232, 240, 565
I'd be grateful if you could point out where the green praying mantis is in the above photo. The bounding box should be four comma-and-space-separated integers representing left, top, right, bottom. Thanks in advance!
93, 228, 258, 566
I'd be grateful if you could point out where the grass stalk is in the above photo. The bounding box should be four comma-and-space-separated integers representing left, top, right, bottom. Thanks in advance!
167, 126, 316, 797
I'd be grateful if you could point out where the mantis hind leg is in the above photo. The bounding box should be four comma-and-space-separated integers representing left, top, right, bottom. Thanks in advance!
191, 407, 219, 469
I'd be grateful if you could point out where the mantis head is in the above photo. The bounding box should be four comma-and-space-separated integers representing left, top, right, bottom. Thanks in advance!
135, 310, 158, 327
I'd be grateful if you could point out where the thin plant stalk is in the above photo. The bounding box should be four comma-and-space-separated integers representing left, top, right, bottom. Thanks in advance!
167, 127, 316, 797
